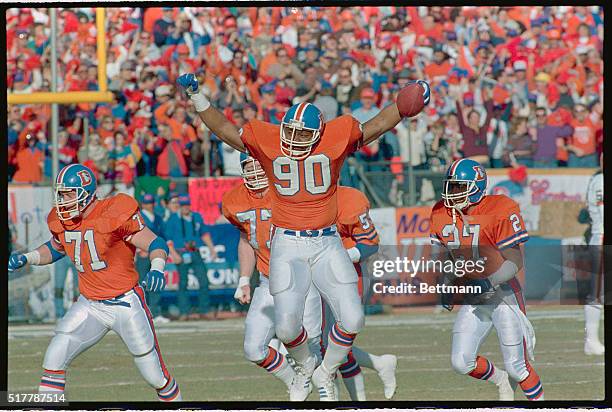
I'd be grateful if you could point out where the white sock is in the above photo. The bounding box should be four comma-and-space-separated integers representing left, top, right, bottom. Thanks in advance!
284, 327, 312, 365
343, 372, 366, 401
351, 345, 381, 371
269, 338, 282, 352
257, 347, 296, 389
322, 324, 356, 374
585, 304, 603, 341
487, 368, 506, 386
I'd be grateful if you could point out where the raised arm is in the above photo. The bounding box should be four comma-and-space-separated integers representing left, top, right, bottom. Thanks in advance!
177, 73, 246, 152
361, 80, 430, 146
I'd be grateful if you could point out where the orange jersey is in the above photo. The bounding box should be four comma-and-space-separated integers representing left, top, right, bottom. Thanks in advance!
336, 186, 379, 297
47, 194, 145, 300
336, 186, 380, 249
429, 195, 528, 279
222, 184, 272, 276
239, 115, 363, 230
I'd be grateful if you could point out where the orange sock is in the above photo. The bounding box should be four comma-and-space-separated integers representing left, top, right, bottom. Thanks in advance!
468, 356, 495, 380
520, 364, 543, 400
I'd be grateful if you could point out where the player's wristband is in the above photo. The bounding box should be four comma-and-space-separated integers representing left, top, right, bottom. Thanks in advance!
190, 90, 211, 112
150, 257, 166, 273
346, 247, 361, 263
24, 250, 41, 265
238, 276, 250, 288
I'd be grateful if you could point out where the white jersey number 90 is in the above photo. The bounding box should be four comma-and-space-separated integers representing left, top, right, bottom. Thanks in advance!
273, 154, 331, 196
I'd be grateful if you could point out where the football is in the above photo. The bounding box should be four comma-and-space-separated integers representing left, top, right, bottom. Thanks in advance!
396, 82, 426, 118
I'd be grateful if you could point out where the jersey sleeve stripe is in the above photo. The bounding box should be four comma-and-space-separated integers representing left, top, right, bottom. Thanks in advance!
353, 227, 376, 238
498, 233, 530, 250
496, 230, 528, 247
357, 232, 379, 242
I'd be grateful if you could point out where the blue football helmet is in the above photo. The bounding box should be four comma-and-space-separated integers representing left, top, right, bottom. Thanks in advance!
240, 152, 268, 191
442, 159, 488, 211
280, 102, 324, 160
54, 164, 97, 221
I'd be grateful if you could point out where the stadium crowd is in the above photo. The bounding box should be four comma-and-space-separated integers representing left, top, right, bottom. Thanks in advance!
7, 6, 604, 185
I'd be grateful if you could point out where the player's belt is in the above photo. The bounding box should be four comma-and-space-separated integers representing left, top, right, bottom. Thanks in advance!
98, 289, 134, 308
281, 225, 336, 238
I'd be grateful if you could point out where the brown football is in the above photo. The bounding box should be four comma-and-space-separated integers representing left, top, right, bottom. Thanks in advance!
396, 83, 425, 118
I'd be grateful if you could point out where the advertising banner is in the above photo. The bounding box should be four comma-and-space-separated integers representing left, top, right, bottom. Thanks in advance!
487, 170, 594, 233
188, 177, 242, 225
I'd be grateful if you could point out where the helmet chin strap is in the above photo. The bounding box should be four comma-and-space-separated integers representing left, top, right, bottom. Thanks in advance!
452, 205, 471, 232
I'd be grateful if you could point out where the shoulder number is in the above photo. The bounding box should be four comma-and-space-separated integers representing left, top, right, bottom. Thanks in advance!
509, 213, 521, 233
132, 213, 145, 231
273, 154, 332, 196
358, 212, 372, 230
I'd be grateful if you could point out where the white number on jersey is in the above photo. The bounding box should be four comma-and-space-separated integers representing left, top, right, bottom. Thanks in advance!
441, 224, 481, 259
65, 230, 107, 272
132, 213, 145, 230
273, 154, 331, 196
509, 213, 521, 233
236, 209, 272, 250
358, 212, 372, 230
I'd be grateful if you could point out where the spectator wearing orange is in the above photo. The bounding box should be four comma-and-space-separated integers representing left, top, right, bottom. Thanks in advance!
424, 45, 453, 86
154, 98, 196, 146
156, 123, 189, 178
13, 133, 44, 183
567, 103, 598, 167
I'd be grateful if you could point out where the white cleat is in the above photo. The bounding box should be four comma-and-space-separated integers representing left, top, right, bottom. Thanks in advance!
496, 369, 514, 401
376, 354, 397, 399
289, 355, 316, 401
312, 364, 338, 401
584, 339, 605, 356
153, 315, 170, 325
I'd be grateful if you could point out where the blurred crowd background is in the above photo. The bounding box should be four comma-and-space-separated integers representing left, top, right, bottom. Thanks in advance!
7, 6, 603, 187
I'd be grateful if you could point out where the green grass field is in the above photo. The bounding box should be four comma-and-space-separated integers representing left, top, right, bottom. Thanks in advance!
8, 306, 603, 402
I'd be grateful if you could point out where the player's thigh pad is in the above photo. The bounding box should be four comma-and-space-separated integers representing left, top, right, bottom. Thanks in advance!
43, 296, 109, 370
269, 233, 311, 296
270, 235, 313, 342
451, 305, 494, 375
113, 292, 156, 356
244, 277, 277, 363
492, 304, 529, 382
311, 236, 363, 334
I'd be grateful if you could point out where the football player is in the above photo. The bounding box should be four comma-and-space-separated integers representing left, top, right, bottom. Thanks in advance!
222, 154, 323, 400
178, 72, 429, 400
429, 159, 544, 401
8, 164, 181, 401
583, 153, 604, 355
321, 186, 398, 401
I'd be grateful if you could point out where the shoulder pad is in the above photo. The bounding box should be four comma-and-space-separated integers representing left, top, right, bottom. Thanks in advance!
47, 208, 63, 235
337, 187, 369, 222
96, 194, 140, 233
